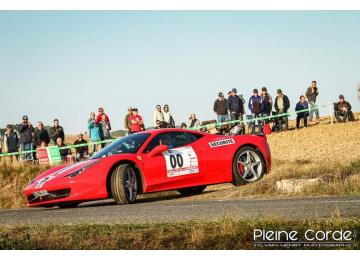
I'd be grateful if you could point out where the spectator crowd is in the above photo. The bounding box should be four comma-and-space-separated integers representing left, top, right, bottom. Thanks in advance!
0, 80, 356, 164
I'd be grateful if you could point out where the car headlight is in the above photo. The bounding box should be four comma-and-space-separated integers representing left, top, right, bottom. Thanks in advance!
64, 160, 101, 178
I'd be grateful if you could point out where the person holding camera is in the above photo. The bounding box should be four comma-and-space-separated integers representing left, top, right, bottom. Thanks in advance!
18, 115, 34, 161
306, 80, 320, 122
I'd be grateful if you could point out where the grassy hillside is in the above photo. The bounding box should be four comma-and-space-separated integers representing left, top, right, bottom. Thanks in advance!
0, 116, 359, 209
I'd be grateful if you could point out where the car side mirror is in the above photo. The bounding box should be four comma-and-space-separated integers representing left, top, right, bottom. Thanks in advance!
149, 145, 168, 158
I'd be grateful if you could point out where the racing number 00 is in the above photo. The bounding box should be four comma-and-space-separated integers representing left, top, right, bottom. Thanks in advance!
169, 154, 184, 169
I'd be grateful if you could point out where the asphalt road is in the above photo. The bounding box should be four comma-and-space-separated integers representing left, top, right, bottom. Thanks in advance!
0, 195, 359, 226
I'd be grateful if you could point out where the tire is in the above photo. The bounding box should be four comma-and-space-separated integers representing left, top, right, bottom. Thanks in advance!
232, 146, 266, 186
57, 202, 79, 208
177, 186, 207, 196
110, 164, 138, 205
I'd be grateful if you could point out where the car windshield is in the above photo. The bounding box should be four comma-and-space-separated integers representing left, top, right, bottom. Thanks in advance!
91, 133, 151, 159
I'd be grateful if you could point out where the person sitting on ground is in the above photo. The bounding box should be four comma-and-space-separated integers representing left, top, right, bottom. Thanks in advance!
4, 124, 19, 162
187, 113, 201, 130
130, 108, 144, 134
34, 121, 50, 148
180, 123, 187, 129
49, 119, 65, 144
56, 137, 70, 162
155, 120, 162, 129
295, 95, 309, 129
334, 95, 353, 123
73, 133, 89, 162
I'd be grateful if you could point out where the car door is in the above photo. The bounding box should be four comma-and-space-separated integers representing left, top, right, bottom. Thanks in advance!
142, 131, 205, 192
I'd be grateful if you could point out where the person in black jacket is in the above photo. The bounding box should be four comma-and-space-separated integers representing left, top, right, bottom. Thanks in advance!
4, 124, 19, 162
274, 89, 290, 129
56, 137, 71, 162
49, 119, 65, 144
74, 133, 89, 162
213, 92, 228, 123
18, 115, 34, 161
227, 88, 245, 122
34, 122, 50, 148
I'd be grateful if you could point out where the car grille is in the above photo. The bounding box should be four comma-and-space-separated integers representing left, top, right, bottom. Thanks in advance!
28, 189, 71, 204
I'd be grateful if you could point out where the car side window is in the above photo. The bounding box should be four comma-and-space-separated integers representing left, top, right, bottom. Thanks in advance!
143, 132, 203, 153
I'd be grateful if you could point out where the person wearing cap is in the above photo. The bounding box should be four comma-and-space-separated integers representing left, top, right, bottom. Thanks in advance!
260, 87, 273, 119
305, 81, 320, 122
124, 107, 132, 135
73, 133, 89, 162
274, 89, 290, 129
295, 95, 309, 129
34, 121, 50, 148
153, 105, 165, 128
49, 119, 65, 144
227, 88, 245, 125
334, 95, 352, 123
248, 89, 265, 133
4, 124, 20, 162
213, 92, 229, 123
18, 115, 34, 161
130, 108, 144, 133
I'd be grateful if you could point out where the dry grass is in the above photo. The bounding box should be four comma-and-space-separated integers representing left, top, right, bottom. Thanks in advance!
0, 116, 359, 209
0, 217, 359, 249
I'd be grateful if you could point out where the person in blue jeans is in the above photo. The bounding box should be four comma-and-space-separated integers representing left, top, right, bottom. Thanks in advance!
18, 115, 34, 162
306, 80, 320, 122
213, 92, 228, 123
295, 95, 309, 129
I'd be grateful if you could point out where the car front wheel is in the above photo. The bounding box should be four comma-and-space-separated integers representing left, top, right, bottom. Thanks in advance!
111, 164, 138, 205
232, 146, 266, 186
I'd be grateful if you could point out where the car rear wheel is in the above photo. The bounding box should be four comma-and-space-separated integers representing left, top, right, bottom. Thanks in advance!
177, 186, 207, 196
232, 146, 266, 186
110, 164, 138, 205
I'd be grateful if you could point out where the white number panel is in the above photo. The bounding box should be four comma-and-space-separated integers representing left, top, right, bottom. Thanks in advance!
163, 146, 199, 178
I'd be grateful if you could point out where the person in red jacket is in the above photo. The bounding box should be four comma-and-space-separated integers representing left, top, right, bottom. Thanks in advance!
95, 107, 111, 129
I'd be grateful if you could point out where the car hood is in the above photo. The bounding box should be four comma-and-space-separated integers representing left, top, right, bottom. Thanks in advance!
26, 159, 101, 190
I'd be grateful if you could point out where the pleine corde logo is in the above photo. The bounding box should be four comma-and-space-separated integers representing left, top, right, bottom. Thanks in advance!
252, 229, 355, 248
209, 138, 235, 148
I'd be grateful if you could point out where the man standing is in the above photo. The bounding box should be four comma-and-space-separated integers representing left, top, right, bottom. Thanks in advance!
306, 80, 320, 122
34, 122, 50, 148
18, 115, 34, 161
227, 88, 245, 124
4, 124, 19, 162
260, 87, 273, 119
274, 89, 290, 129
49, 119, 65, 144
153, 105, 164, 127
295, 95, 309, 129
248, 89, 264, 133
335, 95, 352, 123
124, 107, 132, 135
213, 92, 228, 123
130, 108, 144, 133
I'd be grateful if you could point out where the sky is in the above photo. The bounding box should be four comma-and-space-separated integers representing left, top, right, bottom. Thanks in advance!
0, 11, 359, 133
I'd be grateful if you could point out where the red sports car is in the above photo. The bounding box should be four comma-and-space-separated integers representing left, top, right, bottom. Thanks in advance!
24, 128, 271, 208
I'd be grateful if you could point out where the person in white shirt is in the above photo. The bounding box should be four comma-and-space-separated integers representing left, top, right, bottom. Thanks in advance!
163, 104, 172, 124
153, 104, 164, 127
